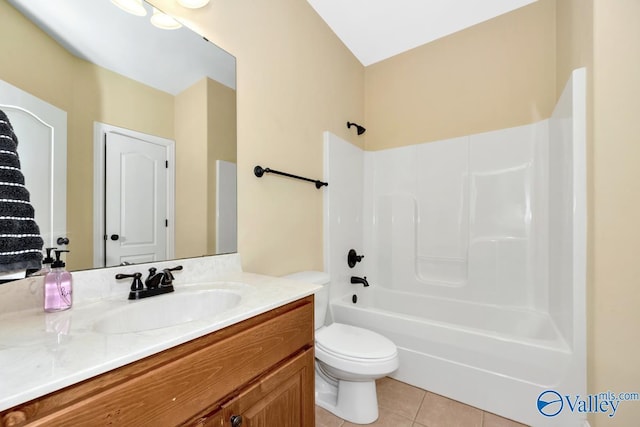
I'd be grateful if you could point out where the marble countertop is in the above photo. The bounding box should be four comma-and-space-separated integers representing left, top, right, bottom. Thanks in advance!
0, 255, 320, 412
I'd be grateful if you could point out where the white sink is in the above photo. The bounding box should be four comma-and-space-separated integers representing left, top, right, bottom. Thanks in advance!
93, 288, 242, 334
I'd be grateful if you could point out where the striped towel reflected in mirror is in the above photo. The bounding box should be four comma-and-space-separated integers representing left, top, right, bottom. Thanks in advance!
0, 108, 43, 273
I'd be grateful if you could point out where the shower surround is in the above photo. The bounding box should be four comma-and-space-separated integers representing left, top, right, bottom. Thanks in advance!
323, 69, 586, 426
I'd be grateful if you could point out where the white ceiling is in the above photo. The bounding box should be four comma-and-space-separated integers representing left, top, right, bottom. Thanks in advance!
7, 0, 235, 94
306, 0, 538, 66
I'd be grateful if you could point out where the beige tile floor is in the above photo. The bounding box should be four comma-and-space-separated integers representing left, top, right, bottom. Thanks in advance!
315, 377, 529, 427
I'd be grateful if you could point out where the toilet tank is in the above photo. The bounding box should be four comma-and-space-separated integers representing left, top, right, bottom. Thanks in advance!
282, 271, 330, 329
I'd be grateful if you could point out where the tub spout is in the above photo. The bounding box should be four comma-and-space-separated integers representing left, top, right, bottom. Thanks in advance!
350, 276, 369, 287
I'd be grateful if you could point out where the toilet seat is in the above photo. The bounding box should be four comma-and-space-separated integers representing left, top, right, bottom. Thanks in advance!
316, 323, 398, 362
315, 323, 399, 379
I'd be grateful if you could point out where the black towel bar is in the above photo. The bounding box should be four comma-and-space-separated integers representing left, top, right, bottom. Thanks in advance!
254, 165, 328, 189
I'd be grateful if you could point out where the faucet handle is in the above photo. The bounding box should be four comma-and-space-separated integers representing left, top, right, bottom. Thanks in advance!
347, 249, 365, 268
115, 272, 144, 292
160, 265, 183, 286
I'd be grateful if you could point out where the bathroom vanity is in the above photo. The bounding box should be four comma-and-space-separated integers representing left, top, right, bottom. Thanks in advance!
1, 297, 314, 426
0, 255, 319, 426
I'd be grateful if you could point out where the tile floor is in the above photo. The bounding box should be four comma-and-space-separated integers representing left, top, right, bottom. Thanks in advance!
315, 377, 528, 427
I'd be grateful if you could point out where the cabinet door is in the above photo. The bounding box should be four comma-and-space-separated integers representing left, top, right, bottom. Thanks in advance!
221, 349, 315, 427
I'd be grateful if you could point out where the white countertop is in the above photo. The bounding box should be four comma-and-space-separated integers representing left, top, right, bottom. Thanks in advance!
0, 255, 320, 412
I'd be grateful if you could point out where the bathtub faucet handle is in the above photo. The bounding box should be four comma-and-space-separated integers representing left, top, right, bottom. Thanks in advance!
350, 276, 369, 287
347, 249, 365, 268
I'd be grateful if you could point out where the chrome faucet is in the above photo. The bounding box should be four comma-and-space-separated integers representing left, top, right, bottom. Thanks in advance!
350, 276, 369, 287
116, 265, 183, 300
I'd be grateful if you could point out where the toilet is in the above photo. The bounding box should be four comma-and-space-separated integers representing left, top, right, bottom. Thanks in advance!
284, 271, 399, 424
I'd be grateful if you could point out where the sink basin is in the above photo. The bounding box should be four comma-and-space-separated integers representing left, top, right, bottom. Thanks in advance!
93, 289, 242, 334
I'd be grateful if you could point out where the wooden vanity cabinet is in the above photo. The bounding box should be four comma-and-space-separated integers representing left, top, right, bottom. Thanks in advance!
0, 296, 315, 427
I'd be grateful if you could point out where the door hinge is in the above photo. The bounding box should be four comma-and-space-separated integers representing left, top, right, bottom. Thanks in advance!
165, 160, 169, 169
165, 219, 168, 227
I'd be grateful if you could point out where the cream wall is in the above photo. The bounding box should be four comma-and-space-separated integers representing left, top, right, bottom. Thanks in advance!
150, 0, 365, 276
555, 1, 640, 425
0, 1, 74, 110
175, 79, 209, 258
174, 77, 237, 258
555, 0, 593, 99
0, 0, 175, 270
364, 0, 557, 151
590, 0, 640, 425
207, 78, 237, 254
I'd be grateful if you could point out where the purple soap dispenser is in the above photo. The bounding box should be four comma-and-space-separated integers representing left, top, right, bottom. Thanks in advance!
44, 249, 73, 312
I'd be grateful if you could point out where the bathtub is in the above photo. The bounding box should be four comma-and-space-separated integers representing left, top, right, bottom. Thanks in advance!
330, 288, 585, 427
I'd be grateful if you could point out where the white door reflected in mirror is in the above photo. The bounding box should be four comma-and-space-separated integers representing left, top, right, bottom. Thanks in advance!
95, 124, 175, 268
105, 132, 171, 266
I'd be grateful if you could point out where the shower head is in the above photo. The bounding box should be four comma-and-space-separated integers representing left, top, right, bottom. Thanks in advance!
347, 121, 366, 135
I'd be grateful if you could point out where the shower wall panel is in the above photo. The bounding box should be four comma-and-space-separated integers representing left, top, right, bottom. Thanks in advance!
364, 121, 550, 309
323, 132, 365, 308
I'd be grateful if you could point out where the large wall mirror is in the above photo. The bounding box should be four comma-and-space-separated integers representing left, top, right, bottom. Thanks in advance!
0, 0, 236, 277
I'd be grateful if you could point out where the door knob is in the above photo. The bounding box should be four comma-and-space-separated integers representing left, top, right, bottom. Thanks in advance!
230, 415, 243, 427
56, 237, 70, 245
110, 234, 120, 241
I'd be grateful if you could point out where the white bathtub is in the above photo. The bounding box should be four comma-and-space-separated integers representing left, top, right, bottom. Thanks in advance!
330, 288, 585, 427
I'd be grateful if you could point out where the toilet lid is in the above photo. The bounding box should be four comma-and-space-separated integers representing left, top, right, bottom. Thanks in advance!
316, 323, 397, 360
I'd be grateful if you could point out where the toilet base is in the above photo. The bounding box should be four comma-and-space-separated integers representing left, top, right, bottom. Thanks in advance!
315, 368, 379, 424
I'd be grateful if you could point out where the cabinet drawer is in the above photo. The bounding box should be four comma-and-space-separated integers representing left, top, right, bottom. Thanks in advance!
3, 297, 313, 426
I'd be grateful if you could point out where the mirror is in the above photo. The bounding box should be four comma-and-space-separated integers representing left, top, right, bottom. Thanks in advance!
0, 0, 237, 276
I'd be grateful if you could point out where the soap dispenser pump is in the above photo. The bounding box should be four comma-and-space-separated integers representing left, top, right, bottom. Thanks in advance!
44, 249, 72, 312
37, 247, 56, 276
